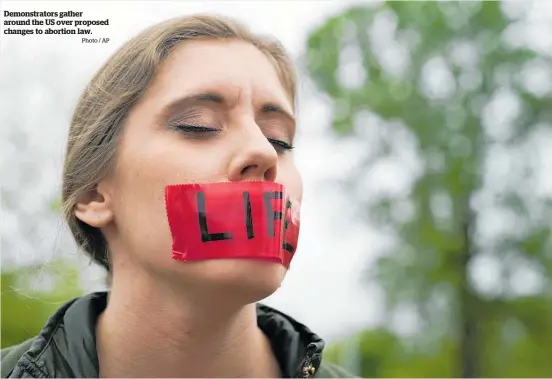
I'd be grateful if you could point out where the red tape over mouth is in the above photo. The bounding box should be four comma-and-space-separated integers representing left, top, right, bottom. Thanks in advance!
165, 181, 300, 269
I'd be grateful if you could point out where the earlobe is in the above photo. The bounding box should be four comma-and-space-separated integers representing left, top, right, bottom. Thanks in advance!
74, 183, 114, 228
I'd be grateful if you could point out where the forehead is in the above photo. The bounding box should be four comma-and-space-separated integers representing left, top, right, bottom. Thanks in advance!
146, 38, 293, 113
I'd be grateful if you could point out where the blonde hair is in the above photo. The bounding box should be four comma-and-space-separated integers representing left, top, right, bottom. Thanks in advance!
62, 14, 297, 272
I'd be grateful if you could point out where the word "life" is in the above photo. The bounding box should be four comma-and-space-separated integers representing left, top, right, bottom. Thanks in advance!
197, 191, 296, 254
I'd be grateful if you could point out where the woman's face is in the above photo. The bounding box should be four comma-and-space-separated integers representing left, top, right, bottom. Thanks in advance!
95, 39, 302, 302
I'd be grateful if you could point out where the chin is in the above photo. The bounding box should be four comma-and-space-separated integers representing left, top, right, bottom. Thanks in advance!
171, 258, 287, 305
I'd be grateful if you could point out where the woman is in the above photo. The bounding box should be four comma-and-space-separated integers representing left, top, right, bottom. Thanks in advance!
1, 14, 354, 378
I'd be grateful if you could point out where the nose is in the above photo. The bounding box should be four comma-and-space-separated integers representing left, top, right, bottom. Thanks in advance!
227, 126, 278, 182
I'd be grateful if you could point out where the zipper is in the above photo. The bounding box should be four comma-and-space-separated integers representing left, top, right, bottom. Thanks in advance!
300, 343, 319, 378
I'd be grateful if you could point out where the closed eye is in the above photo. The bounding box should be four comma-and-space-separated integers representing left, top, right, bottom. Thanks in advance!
267, 137, 294, 154
173, 124, 219, 133
172, 124, 293, 154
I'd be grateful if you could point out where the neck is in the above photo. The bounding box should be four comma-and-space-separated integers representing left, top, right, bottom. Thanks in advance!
96, 270, 281, 378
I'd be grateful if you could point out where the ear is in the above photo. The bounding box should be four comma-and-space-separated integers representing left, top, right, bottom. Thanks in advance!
74, 181, 114, 228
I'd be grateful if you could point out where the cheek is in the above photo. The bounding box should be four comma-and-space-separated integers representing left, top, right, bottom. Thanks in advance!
114, 134, 219, 204
111, 145, 175, 253
110, 135, 229, 253
110, 140, 180, 247
115, 142, 172, 204
279, 159, 303, 203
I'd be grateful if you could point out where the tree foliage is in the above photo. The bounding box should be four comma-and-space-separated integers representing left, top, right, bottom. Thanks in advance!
306, 1, 552, 377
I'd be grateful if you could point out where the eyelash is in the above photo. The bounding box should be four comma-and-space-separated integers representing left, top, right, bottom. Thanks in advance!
173, 124, 294, 153
173, 124, 219, 133
267, 138, 294, 153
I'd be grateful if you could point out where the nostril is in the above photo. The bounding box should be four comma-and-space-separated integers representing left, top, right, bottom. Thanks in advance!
264, 167, 277, 182
239, 165, 275, 181
241, 165, 256, 176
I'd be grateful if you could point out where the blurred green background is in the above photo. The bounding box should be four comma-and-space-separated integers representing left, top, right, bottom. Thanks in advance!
306, 1, 552, 377
2, 1, 552, 377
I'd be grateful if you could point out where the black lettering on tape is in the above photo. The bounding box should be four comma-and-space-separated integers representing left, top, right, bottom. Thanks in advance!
197, 192, 233, 242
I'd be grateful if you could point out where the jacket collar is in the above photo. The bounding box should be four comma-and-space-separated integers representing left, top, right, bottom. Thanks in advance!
21, 292, 324, 378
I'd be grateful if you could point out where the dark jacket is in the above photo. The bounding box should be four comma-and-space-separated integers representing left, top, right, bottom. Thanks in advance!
1, 292, 354, 378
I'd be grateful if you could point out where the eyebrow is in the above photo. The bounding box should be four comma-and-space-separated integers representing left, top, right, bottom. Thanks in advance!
163, 92, 296, 125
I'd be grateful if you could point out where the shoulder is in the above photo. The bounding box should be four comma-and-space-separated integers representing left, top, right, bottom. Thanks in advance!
0, 338, 36, 378
317, 362, 359, 378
